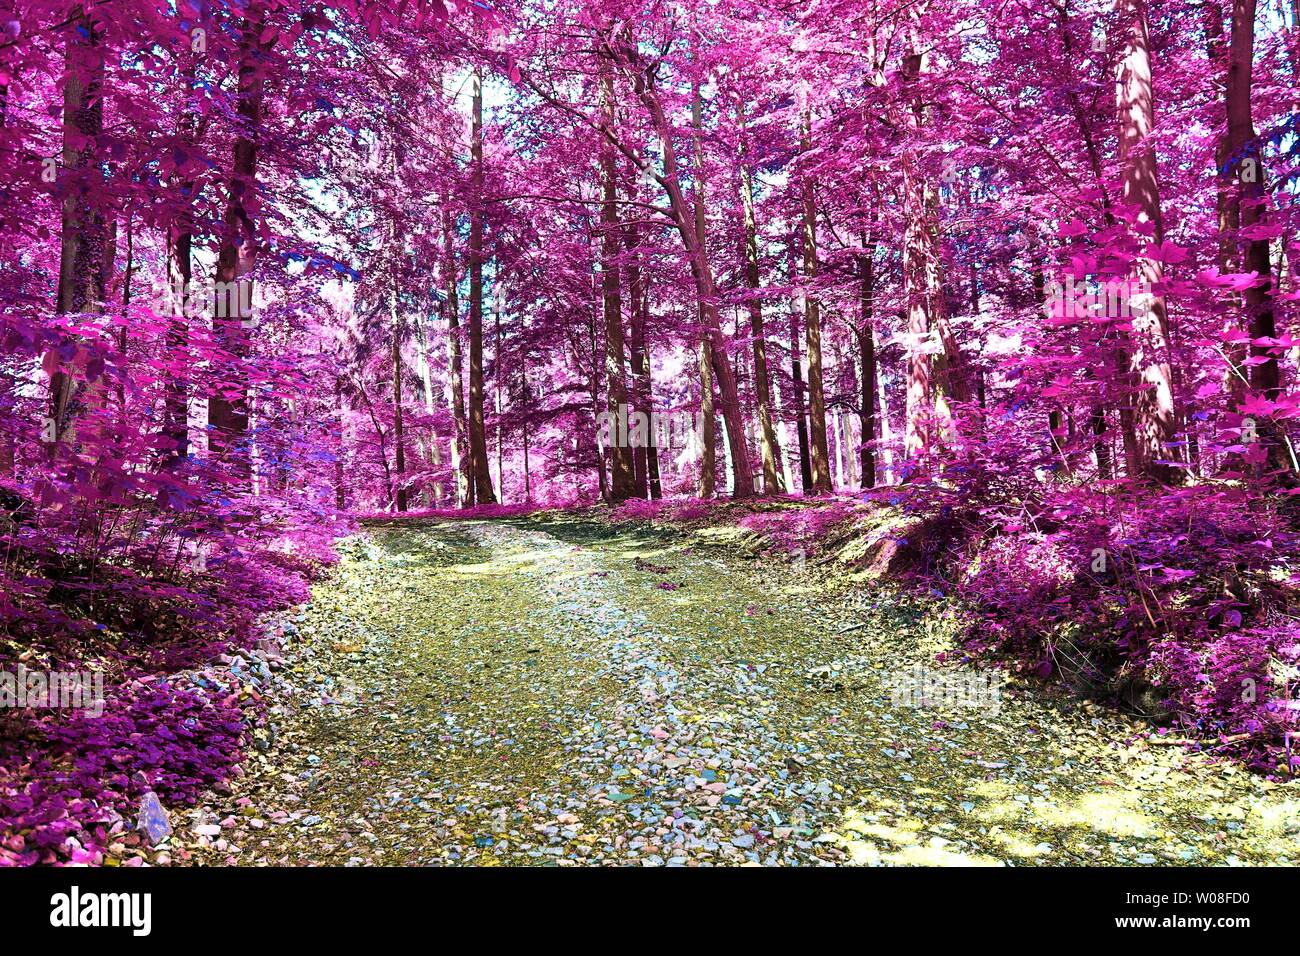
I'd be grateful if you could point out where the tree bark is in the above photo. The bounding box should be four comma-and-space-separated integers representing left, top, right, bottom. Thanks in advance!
622, 214, 653, 499
899, 39, 969, 471
413, 307, 444, 505
1115, 0, 1178, 483
692, 83, 717, 498
799, 103, 833, 494
601, 72, 635, 502
739, 101, 784, 494
390, 266, 407, 512
0, 67, 11, 476
208, 1, 269, 482
49, 5, 108, 450
858, 234, 877, 488
467, 71, 496, 504
442, 203, 472, 507
1224, 0, 1292, 476
788, 233, 813, 493
334, 374, 347, 511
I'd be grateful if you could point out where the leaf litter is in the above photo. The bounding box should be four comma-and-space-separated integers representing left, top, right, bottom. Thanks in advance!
180, 517, 1300, 867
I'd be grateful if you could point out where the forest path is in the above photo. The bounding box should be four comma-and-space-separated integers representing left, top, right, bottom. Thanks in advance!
196, 517, 1298, 866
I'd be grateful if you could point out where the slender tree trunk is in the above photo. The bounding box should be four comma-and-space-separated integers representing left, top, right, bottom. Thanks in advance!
788, 234, 813, 493
442, 204, 472, 507
601, 73, 635, 502
697, 342, 717, 498
413, 309, 444, 505
799, 103, 833, 493
390, 273, 407, 512
208, 1, 269, 482
738, 102, 783, 494
901, 147, 932, 466
494, 291, 504, 502
692, 83, 717, 498
899, 39, 968, 471
858, 236, 877, 488
112, 216, 132, 417
521, 360, 531, 501
1055, 5, 1120, 482
467, 71, 496, 504
876, 329, 895, 483
0, 69, 12, 476
165, 227, 192, 464
1203, 1, 1248, 405
1224, 0, 1292, 476
1115, 0, 1178, 483
590, 293, 607, 500
49, 5, 108, 450
1032, 257, 1070, 471
622, 215, 652, 498
335, 374, 347, 511
161, 3, 205, 468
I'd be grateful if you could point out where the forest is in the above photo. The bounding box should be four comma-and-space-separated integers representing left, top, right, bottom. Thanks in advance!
2, 0, 1300, 874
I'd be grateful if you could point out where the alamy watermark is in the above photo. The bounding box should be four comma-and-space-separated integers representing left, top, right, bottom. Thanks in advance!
0, 665, 104, 717
149, 277, 258, 328
597, 404, 704, 451
1045, 276, 1152, 321
888, 664, 1002, 713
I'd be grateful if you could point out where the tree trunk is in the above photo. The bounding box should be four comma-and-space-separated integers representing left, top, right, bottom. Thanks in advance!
899, 40, 968, 470
589, 294, 607, 500
467, 71, 496, 504
901, 144, 932, 466
165, 226, 192, 464
390, 277, 407, 512
0, 68, 12, 475
788, 233, 813, 493
49, 5, 108, 450
494, 290, 505, 502
692, 83, 718, 498
697, 339, 717, 498
738, 102, 784, 494
622, 214, 652, 499
161, 2, 205, 469
876, 328, 895, 483
1224, 0, 1292, 476
800, 103, 833, 493
208, 1, 269, 482
601, 73, 635, 502
442, 203, 472, 507
1115, 0, 1178, 483
858, 237, 877, 488
335, 374, 347, 511
413, 308, 444, 505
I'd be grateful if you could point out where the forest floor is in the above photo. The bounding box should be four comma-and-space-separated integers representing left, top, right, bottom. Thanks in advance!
185, 516, 1300, 866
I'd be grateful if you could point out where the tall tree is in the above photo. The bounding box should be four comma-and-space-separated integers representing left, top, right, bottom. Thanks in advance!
442, 203, 472, 507
692, 80, 717, 498
858, 225, 878, 488
208, 0, 271, 481
1223, 0, 1292, 476
600, 71, 636, 501
738, 100, 784, 494
467, 70, 497, 504
799, 98, 832, 493
49, 5, 108, 449
1114, 0, 1177, 482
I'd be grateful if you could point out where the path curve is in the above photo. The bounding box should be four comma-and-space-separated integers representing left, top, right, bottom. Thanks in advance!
185, 518, 1299, 866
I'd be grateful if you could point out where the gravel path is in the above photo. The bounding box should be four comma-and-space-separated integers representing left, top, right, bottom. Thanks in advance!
185, 517, 1300, 866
